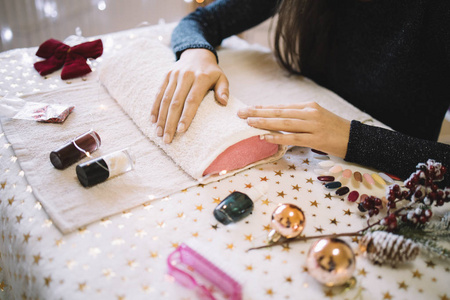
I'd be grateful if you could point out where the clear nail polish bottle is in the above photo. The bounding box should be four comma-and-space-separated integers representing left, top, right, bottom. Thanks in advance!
76, 148, 135, 187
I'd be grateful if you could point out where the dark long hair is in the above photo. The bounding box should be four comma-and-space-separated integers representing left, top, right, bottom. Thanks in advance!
274, 0, 338, 78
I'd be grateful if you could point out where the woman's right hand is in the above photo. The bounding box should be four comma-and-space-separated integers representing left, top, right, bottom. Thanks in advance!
151, 48, 229, 144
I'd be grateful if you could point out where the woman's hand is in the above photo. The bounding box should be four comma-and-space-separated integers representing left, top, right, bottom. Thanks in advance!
237, 102, 351, 158
151, 48, 229, 144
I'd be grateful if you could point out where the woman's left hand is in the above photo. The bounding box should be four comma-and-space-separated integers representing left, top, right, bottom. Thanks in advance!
237, 102, 351, 158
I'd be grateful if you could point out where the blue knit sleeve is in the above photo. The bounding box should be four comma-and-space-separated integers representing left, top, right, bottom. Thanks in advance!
171, 0, 279, 60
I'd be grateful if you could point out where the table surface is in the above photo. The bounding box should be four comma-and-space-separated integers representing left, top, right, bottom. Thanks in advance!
1, 24, 449, 300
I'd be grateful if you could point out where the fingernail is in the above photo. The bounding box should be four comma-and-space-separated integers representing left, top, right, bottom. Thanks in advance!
156, 126, 163, 137
264, 134, 274, 141
163, 133, 171, 144
237, 108, 247, 117
222, 93, 228, 103
247, 117, 257, 125
151, 115, 156, 123
177, 122, 186, 133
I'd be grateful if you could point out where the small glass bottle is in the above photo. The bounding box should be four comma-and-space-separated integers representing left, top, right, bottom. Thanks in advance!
50, 129, 101, 169
76, 148, 135, 187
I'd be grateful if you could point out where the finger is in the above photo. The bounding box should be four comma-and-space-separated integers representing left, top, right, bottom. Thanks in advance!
238, 108, 312, 119
214, 74, 229, 106
247, 117, 314, 133
155, 75, 178, 137
151, 73, 170, 123
162, 80, 193, 143
177, 79, 211, 133
252, 102, 319, 110
264, 133, 313, 148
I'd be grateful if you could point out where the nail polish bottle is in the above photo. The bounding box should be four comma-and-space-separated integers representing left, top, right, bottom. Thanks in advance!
50, 129, 101, 169
76, 148, 135, 187
213, 191, 254, 225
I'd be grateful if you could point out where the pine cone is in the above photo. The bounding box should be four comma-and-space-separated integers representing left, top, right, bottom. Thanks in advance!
359, 231, 420, 266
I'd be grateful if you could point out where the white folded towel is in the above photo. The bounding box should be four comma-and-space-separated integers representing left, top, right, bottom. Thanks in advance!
98, 39, 287, 183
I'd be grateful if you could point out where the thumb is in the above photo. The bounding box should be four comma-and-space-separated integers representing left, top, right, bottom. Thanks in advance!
214, 74, 229, 106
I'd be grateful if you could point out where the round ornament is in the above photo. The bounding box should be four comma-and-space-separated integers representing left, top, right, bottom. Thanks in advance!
306, 238, 356, 287
271, 203, 306, 239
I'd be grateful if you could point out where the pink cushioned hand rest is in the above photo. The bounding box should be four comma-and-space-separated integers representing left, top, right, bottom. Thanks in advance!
203, 136, 279, 176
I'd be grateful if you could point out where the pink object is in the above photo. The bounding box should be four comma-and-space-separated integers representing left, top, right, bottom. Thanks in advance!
329, 164, 343, 174
203, 136, 278, 176
167, 243, 242, 300
363, 173, 375, 185
342, 169, 352, 178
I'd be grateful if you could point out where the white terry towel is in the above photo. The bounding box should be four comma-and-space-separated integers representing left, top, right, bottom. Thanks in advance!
98, 39, 287, 183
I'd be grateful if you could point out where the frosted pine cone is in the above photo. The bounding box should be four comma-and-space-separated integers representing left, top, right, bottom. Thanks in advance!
359, 231, 420, 266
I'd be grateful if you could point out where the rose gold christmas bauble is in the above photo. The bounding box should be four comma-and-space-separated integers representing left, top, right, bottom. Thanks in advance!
306, 238, 356, 287
271, 203, 305, 238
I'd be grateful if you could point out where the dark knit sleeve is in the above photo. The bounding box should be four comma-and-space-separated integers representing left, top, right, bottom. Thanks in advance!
345, 121, 450, 186
171, 0, 279, 60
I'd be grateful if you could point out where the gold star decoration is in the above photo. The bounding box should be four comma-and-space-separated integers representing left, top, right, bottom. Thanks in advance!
274, 170, 283, 176
261, 198, 270, 206
195, 205, 204, 212
302, 159, 310, 165
33, 254, 42, 265
245, 265, 253, 271
226, 244, 234, 250
383, 292, 393, 300
305, 177, 314, 184
266, 289, 274, 296
263, 224, 272, 232
285, 276, 292, 283
16, 214, 23, 224
358, 268, 367, 277
245, 183, 253, 188
78, 282, 87, 292
44, 276, 52, 287
288, 164, 296, 170
292, 184, 301, 191
343, 209, 353, 216
265, 255, 272, 261
324, 193, 332, 200
440, 295, 450, 300
245, 234, 253, 241
425, 260, 436, 268
329, 218, 339, 225
412, 269, 423, 279
398, 281, 408, 290
212, 197, 221, 204
23, 233, 31, 244
8, 197, 15, 206
150, 251, 158, 258
260, 176, 269, 182
55, 239, 63, 247
277, 191, 286, 198
315, 226, 324, 233
0, 281, 6, 291
0, 181, 6, 189
310, 200, 319, 207
211, 224, 219, 230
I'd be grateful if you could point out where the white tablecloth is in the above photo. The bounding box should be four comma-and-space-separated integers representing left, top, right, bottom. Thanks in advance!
1, 24, 449, 300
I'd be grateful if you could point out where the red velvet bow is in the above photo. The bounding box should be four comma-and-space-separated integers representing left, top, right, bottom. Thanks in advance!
34, 38, 103, 80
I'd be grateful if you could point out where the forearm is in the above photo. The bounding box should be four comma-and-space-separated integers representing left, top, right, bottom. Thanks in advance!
345, 121, 450, 186
171, 0, 279, 60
